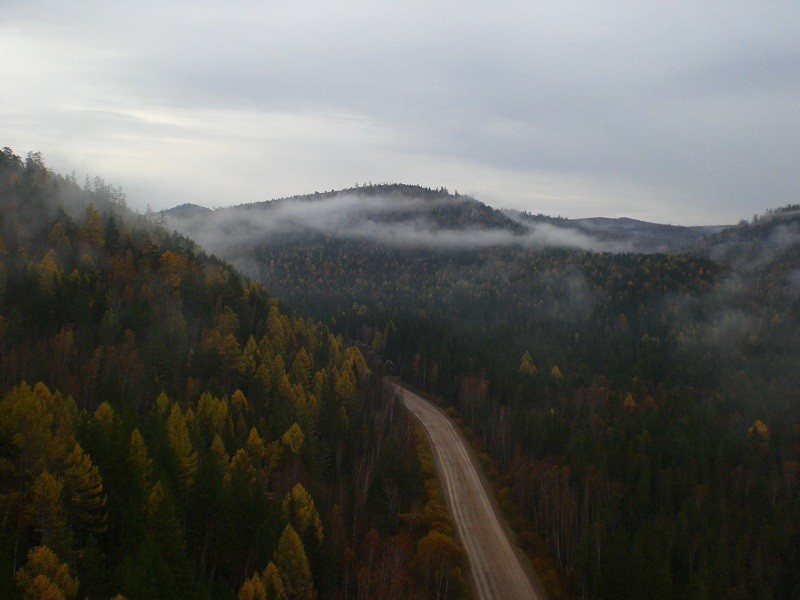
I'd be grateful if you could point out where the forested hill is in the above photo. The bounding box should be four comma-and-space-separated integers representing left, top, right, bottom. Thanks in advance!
0, 149, 472, 599
165, 183, 719, 254
167, 181, 800, 597
696, 205, 800, 274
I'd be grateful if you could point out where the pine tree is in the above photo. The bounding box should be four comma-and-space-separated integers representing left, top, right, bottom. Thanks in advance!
274, 525, 315, 600
238, 572, 267, 600
166, 403, 198, 492
143, 482, 194, 597
127, 428, 152, 496
281, 483, 323, 547
81, 204, 104, 247
31, 471, 71, 559
0, 382, 74, 479
282, 424, 305, 455
15, 545, 78, 600
63, 443, 107, 537
262, 562, 286, 600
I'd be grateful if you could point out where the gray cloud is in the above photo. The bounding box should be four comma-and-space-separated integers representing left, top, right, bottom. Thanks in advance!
2, 1, 798, 224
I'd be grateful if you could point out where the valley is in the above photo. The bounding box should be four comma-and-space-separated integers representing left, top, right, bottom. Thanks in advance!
5, 3, 796, 598
2, 153, 799, 598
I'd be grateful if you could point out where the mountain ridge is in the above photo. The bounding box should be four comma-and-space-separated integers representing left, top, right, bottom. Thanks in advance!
164, 183, 727, 253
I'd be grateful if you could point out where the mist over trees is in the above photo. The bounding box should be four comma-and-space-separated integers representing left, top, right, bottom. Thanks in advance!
165, 183, 719, 257
0, 150, 471, 599
4, 148, 800, 598
172, 183, 800, 598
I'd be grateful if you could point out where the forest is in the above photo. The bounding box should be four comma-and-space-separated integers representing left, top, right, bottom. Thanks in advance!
4, 150, 800, 598
0, 150, 471, 599
174, 184, 800, 598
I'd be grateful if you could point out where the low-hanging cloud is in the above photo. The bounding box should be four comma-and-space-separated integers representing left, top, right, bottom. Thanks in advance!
165, 192, 637, 253
3, 2, 798, 224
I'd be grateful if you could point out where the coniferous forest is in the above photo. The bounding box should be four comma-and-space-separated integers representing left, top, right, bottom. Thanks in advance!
170, 184, 800, 598
0, 150, 470, 599
3, 149, 800, 599
4, 3, 797, 599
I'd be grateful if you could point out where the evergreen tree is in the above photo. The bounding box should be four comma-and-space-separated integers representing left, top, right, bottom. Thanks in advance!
15, 545, 78, 600
31, 471, 71, 559
63, 443, 107, 539
274, 525, 315, 600
166, 403, 198, 492
81, 204, 104, 247
281, 483, 323, 547
127, 428, 152, 497
262, 562, 286, 600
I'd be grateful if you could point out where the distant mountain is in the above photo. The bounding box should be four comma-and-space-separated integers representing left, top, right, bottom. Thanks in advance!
507, 212, 725, 253
239, 183, 527, 233
574, 217, 724, 252
165, 183, 722, 254
162, 202, 212, 218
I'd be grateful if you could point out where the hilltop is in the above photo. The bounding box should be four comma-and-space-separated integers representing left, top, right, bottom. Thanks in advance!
164, 183, 723, 254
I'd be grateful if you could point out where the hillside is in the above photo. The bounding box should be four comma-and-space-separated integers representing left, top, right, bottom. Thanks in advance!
0, 150, 472, 599
165, 183, 721, 255
696, 205, 800, 276
166, 185, 800, 598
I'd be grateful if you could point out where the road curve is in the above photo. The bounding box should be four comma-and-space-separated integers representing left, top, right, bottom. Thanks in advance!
390, 382, 545, 600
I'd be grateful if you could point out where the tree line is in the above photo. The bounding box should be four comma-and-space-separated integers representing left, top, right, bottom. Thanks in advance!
0, 148, 470, 599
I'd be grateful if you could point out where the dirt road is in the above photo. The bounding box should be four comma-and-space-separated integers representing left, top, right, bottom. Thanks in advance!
391, 382, 545, 600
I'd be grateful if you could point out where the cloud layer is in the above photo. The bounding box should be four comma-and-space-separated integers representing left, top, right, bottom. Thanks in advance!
166, 191, 654, 254
2, 1, 798, 224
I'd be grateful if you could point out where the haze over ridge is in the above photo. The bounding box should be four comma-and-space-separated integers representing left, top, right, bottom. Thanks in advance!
165, 184, 725, 254
3, 2, 798, 224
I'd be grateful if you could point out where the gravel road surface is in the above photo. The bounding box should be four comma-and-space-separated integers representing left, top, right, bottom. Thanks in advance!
391, 382, 545, 600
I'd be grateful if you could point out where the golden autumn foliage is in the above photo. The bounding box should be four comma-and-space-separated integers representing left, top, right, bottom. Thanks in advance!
92, 402, 115, 428
80, 204, 104, 247
31, 471, 69, 555
238, 572, 267, 600
48, 222, 70, 249
15, 546, 78, 600
274, 525, 315, 600
127, 428, 152, 495
282, 423, 305, 455
166, 403, 198, 490
748, 419, 770, 438
413, 530, 465, 591
519, 351, 537, 376
37, 249, 61, 292
224, 449, 258, 494
0, 382, 74, 479
63, 443, 107, 534
262, 562, 285, 600
0, 153, 455, 598
623, 392, 637, 408
281, 483, 324, 547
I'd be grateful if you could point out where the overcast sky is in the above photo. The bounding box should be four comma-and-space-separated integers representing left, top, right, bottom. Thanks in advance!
2, 1, 798, 224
